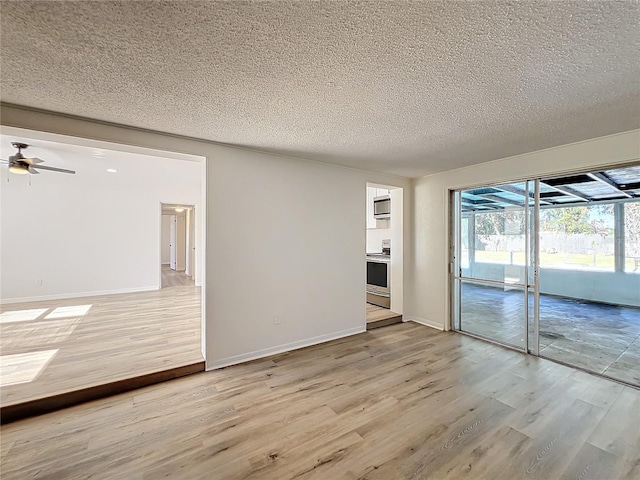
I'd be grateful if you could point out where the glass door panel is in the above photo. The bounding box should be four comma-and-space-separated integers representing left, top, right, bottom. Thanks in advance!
463, 193, 528, 284
537, 189, 640, 387
460, 280, 526, 349
454, 181, 534, 351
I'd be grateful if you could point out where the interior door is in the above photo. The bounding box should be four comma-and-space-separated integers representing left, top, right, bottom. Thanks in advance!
169, 215, 177, 270
176, 215, 186, 271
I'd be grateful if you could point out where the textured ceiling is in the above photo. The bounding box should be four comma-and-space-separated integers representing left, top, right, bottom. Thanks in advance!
1, 1, 639, 178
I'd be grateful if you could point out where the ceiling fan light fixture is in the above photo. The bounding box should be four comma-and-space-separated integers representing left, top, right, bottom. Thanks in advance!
3, 141, 76, 175
9, 163, 29, 175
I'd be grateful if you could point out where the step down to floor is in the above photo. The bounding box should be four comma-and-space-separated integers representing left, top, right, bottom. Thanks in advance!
0, 361, 205, 424
367, 315, 403, 330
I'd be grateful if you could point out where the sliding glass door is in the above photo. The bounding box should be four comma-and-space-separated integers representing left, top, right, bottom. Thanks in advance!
451, 165, 640, 387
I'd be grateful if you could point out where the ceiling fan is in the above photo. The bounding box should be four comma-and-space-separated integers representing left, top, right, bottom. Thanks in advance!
1, 142, 76, 175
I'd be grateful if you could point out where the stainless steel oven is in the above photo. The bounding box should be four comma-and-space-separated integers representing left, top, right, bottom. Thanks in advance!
366, 256, 390, 308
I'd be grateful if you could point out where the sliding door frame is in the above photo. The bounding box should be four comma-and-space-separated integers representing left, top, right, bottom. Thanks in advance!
449, 161, 640, 387
530, 179, 540, 356
450, 180, 540, 355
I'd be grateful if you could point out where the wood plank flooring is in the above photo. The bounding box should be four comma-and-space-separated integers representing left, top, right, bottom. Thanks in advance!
0, 282, 202, 407
161, 265, 194, 288
1, 322, 638, 480
366, 303, 402, 329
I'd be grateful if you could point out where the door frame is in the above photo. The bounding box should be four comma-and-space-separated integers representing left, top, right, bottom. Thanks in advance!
364, 182, 405, 328
159, 202, 197, 288
187, 207, 196, 279
449, 181, 539, 354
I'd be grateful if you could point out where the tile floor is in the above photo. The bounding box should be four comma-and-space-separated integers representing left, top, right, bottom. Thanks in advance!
460, 283, 640, 386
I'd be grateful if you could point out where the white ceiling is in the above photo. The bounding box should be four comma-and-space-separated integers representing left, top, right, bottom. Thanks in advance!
1, 1, 639, 178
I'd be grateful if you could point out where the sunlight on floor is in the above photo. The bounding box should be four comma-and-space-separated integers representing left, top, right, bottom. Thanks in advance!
0, 288, 202, 405
1, 319, 81, 349
0, 349, 59, 387
0, 306, 90, 388
0, 308, 49, 324
44, 305, 92, 320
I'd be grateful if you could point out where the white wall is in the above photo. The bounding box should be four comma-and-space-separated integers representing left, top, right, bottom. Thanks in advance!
0, 105, 410, 369
207, 148, 409, 367
366, 228, 390, 253
0, 139, 202, 302
407, 130, 640, 330
539, 269, 640, 307
161, 215, 171, 264
466, 261, 640, 307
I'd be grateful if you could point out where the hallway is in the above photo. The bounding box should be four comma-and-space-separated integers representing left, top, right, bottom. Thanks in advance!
161, 265, 194, 288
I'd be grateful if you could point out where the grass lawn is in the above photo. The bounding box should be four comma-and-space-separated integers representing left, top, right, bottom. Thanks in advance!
469, 250, 639, 272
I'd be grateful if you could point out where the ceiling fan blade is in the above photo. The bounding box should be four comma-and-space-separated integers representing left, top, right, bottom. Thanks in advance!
24, 157, 44, 165
29, 164, 75, 174
28, 166, 40, 174
0, 159, 9, 164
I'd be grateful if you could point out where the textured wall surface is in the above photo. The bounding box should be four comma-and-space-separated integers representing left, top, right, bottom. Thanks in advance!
1, 0, 638, 177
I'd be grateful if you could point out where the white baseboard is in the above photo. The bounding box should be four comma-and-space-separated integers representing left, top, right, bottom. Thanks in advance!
1, 285, 160, 304
403, 316, 445, 331
207, 326, 366, 370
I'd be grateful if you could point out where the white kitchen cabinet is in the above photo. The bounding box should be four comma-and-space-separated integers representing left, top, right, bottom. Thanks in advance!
366, 187, 376, 229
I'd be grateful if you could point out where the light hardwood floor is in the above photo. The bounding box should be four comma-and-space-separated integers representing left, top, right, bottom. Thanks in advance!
0, 281, 202, 407
366, 303, 402, 329
161, 265, 195, 288
1, 322, 638, 479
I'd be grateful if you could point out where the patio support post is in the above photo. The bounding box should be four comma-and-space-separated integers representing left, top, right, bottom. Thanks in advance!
614, 203, 625, 272
469, 213, 476, 275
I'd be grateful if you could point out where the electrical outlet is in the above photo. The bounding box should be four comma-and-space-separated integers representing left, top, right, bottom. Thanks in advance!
273, 315, 281, 325
36, 279, 43, 286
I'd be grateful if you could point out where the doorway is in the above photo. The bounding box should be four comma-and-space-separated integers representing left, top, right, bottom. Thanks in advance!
450, 165, 640, 387
0, 127, 206, 416
365, 183, 404, 329
161, 203, 195, 288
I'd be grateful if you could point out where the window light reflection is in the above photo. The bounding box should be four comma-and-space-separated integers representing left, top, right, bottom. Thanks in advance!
0, 308, 49, 324
44, 305, 92, 320
0, 349, 59, 387
4, 319, 81, 349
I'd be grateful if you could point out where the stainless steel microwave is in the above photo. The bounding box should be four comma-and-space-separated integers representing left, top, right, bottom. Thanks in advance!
373, 195, 391, 219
